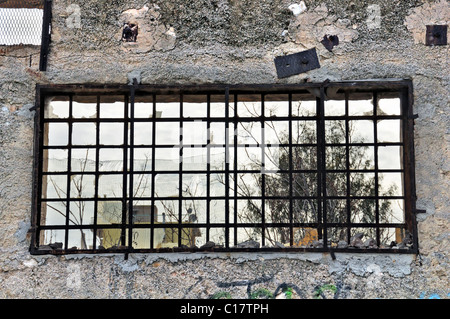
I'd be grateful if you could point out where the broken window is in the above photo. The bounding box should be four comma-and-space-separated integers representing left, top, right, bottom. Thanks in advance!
31, 81, 418, 254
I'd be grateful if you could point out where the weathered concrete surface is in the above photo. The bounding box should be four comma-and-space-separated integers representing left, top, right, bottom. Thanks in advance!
0, 0, 449, 299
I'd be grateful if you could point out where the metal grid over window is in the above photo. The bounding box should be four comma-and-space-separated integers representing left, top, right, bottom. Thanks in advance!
0, 0, 45, 45
30, 81, 418, 255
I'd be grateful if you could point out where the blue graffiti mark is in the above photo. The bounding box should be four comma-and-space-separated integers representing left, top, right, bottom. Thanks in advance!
419, 292, 448, 299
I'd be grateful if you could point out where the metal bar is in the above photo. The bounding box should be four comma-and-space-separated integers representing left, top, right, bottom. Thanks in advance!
128, 86, 136, 251
92, 96, 100, 249
288, 93, 294, 246
261, 93, 266, 247
64, 95, 73, 249
373, 92, 381, 246
345, 91, 351, 244
30, 84, 44, 251
120, 95, 129, 247
319, 87, 327, 248
225, 87, 230, 248
39, 0, 52, 71
233, 93, 238, 246
206, 94, 211, 242
150, 94, 156, 249
178, 93, 183, 248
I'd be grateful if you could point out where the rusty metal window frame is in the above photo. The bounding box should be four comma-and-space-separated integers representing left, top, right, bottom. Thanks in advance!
30, 80, 418, 255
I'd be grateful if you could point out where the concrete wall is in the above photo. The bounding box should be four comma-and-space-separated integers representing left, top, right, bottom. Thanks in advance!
0, 0, 448, 299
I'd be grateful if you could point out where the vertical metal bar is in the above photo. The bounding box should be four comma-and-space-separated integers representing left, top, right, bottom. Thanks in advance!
288, 93, 294, 247
316, 96, 323, 242
92, 96, 100, 249
233, 93, 238, 246
261, 93, 266, 247
373, 92, 380, 246
206, 94, 211, 242
178, 93, 183, 248
402, 82, 418, 252
345, 92, 351, 244
319, 87, 327, 248
32, 86, 44, 249
224, 87, 230, 248
39, 0, 52, 71
128, 87, 136, 251
121, 95, 129, 247
150, 94, 156, 249
64, 95, 73, 250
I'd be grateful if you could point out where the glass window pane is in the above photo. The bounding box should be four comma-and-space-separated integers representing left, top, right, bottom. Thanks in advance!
350, 146, 375, 170
325, 99, 345, 116
349, 120, 374, 144
183, 121, 207, 145
134, 148, 152, 171
100, 96, 124, 118
237, 122, 261, 144
154, 174, 179, 197
379, 173, 403, 197
377, 120, 401, 143
100, 123, 124, 145
293, 121, 316, 144
378, 97, 401, 115
71, 149, 96, 172
72, 123, 96, 145
293, 199, 318, 223
42, 175, 67, 199
237, 146, 261, 170
134, 96, 154, 118
378, 146, 402, 169
97, 201, 122, 224
155, 147, 179, 171
350, 173, 376, 197
40, 201, 67, 225
99, 148, 123, 171
155, 122, 179, 145
45, 97, 69, 119
264, 121, 289, 144
134, 122, 152, 145
292, 96, 316, 117
237, 95, 261, 117
69, 201, 94, 225
73, 97, 97, 118
182, 174, 207, 197
265, 199, 289, 223
349, 98, 373, 116
183, 95, 207, 118
265, 95, 289, 117
154, 200, 179, 223
98, 174, 123, 198
133, 174, 152, 198
210, 200, 226, 223
70, 174, 96, 198
44, 149, 68, 172
156, 98, 179, 118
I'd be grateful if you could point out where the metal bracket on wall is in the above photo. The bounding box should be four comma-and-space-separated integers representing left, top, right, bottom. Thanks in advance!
274, 48, 320, 79
39, 0, 52, 71
425, 25, 447, 46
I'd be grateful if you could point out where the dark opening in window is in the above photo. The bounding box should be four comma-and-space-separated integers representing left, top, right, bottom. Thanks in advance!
31, 81, 418, 254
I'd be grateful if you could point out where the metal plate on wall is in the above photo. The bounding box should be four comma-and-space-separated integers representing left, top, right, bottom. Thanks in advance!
274, 48, 320, 79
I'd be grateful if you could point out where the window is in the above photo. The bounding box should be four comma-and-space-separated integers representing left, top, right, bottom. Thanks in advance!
30, 81, 418, 254
0, 1, 44, 46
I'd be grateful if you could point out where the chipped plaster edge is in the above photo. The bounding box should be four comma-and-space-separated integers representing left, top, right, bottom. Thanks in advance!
56, 251, 415, 277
